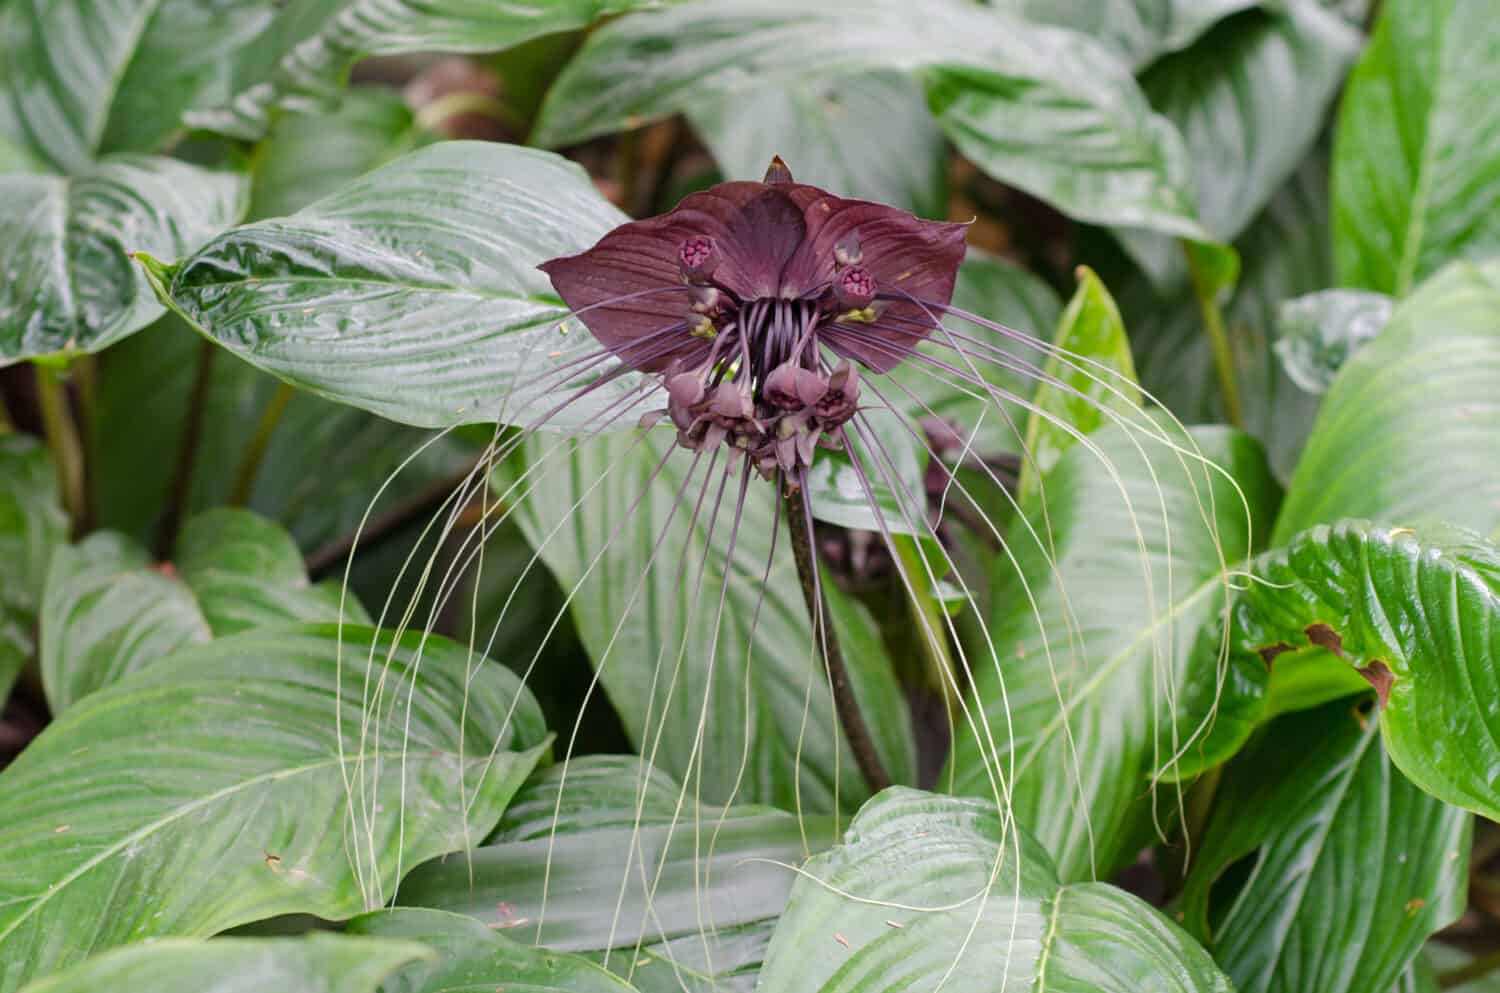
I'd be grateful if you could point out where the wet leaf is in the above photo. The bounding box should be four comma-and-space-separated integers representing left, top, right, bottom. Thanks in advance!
1333, 0, 1500, 295
759, 788, 1234, 992
398, 756, 828, 990
504, 431, 915, 811
1214, 520, 1500, 823
12, 934, 429, 993
347, 908, 639, 992
142, 141, 645, 431
945, 423, 1280, 879
0, 624, 548, 991
1275, 288, 1392, 393
689, 71, 946, 219
0, 157, 247, 361
1181, 700, 1470, 993
537, 0, 1217, 243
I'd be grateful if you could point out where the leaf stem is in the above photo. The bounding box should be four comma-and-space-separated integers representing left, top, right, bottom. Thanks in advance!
783, 484, 892, 795
1184, 244, 1243, 429
156, 341, 216, 559
34, 365, 85, 533
229, 381, 295, 507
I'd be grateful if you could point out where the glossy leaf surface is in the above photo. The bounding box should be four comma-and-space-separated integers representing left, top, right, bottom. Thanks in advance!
759, 788, 1234, 992
187, 0, 659, 140
144, 141, 644, 430
40, 509, 370, 712
1224, 520, 1500, 822
1275, 288, 1392, 394
1016, 265, 1140, 504
0, 0, 271, 171
399, 756, 827, 989
1276, 260, 1500, 543
945, 423, 1279, 880
536, 0, 1215, 243
1333, 0, 1500, 295
1181, 700, 1470, 993
13, 935, 429, 993
505, 430, 914, 811
0, 624, 547, 990
0, 157, 247, 360
348, 908, 639, 992
689, 71, 946, 218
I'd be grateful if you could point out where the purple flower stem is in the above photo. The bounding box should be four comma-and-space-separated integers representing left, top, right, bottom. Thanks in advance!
783, 475, 892, 794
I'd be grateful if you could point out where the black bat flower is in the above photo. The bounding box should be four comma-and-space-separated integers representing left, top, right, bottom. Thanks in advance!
539, 157, 967, 482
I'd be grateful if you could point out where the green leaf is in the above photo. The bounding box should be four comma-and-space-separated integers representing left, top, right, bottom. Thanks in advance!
1333, 0, 1500, 296
175, 507, 365, 633
536, 0, 1214, 242
0, 157, 247, 361
0, 0, 272, 171
1180, 700, 1470, 993
186, 0, 659, 141
40, 509, 372, 712
688, 71, 946, 218
1127, 148, 1332, 480
888, 249, 1063, 456
39, 533, 208, 713
1140, 4, 1360, 244
1218, 520, 1500, 823
1016, 265, 1140, 504
1276, 260, 1500, 543
0, 436, 68, 703
13, 934, 431, 993
348, 908, 639, 992
504, 430, 914, 811
759, 788, 1234, 992
249, 87, 431, 221
399, 756, 830, 989
143, 140, 645, 430
945, 423, 1280, 880
1275, 288, 1392, 393
990, 0, 1262, 70
0, 623, 548, 990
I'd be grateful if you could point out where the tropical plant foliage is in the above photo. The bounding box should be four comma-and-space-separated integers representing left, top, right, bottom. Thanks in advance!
3, 1, 1500, 991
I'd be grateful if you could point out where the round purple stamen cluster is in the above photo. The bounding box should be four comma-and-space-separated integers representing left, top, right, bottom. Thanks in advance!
658, 235, 871, 481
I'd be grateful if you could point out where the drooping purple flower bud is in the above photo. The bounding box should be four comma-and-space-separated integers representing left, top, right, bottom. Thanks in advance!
667, 370, 705, 408
815, 361, 860, 425
708, 382, 754, 420
834, 266, 876, 311
679, 235, 719, 282
764, 364, 829, 410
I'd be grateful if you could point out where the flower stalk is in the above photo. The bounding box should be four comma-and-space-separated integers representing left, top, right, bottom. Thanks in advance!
782, 486, 892, 795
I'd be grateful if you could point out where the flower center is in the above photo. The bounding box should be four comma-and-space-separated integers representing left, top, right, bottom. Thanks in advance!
659, 238, 868, 481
